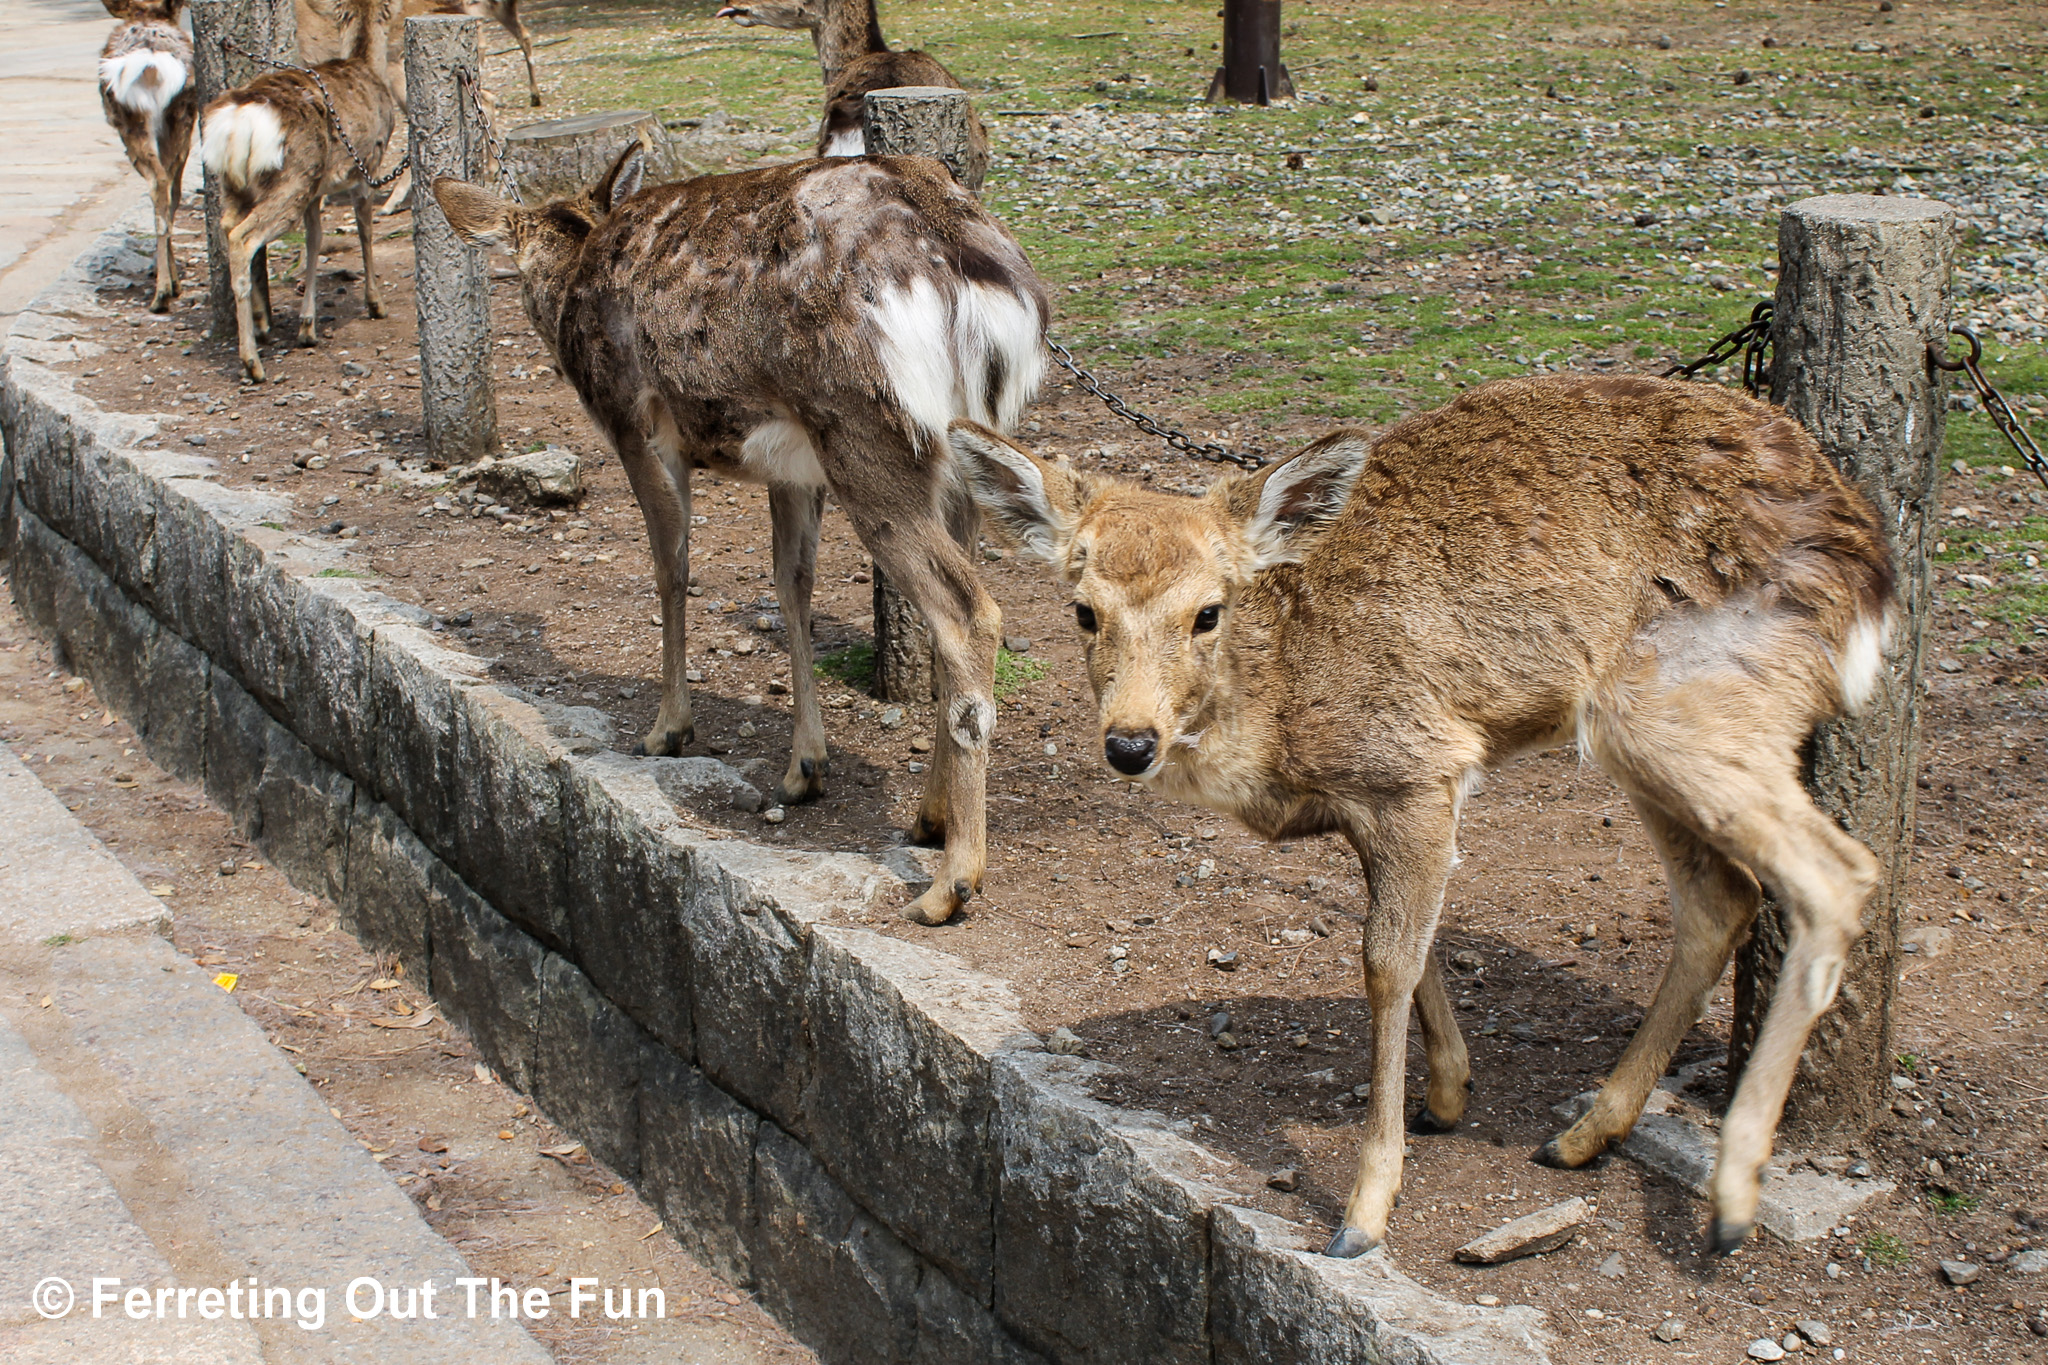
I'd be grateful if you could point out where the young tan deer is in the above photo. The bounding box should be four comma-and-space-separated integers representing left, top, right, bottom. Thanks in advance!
717, 0, 987, 179
99, 0, 199, 314
432, 143, 1046, 926
201, 0, 397, 382
950, 374, 1895, 1259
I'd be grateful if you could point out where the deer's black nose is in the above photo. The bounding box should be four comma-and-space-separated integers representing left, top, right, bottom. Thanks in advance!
1104, 729, 1159, 775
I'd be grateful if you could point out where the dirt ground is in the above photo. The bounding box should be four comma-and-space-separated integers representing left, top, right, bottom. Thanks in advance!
53, 190, 2048, 1361
0, 598, 812, 1364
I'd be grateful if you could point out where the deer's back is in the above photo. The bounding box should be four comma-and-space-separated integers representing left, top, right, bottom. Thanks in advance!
1245, 375, 1890, 768
557, 157, 1041, 408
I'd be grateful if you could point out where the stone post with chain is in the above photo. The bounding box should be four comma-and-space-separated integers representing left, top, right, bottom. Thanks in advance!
858, 86, 984, 702
191, 0, 298, 342
1730, 194, 1955, 1144
1206, 0, 1294, 105
406, 15, 497, 464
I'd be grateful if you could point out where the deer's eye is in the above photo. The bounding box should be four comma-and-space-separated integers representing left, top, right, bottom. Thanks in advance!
1074, 603, 1098, 633
1193, 604, 1222, 634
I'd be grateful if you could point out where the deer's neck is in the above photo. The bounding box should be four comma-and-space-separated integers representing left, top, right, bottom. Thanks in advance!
816, 0, 887, 82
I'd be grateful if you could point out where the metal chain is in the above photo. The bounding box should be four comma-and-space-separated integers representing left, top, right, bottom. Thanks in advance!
1663, 299, 1774, 398
456, 67, 522, 202
1930, 326, 2048, 491
218, 36, 410, 189
1047, 339, 1266, 470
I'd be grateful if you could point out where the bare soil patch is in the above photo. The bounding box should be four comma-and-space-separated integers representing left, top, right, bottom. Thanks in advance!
59, 136, 2048, 1359
0, 592, 812, 1364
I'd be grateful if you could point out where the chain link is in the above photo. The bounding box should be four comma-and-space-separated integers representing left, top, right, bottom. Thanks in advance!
456, 68, 522, 202
1046, 339, 1266, 471
1663, 299, 1774, 397
1930, 326, 2048, 491
218, 37, 410, 189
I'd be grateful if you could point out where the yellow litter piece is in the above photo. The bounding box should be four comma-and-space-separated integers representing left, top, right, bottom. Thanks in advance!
213, 973, 239, 993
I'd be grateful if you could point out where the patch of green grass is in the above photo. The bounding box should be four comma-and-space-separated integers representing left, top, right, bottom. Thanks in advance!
814, 642, 875, 689
42, 933, 75, 948
1929, 1190, 1979, 1215
313, 567, 373, 578
995, 646, 1049, 701
1860, 1231, 1912, 1269
259, 521, 286, 531
1897, 1053, 1921, 1074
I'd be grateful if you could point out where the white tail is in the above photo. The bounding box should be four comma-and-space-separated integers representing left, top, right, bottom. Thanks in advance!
100, 51, 188, 119
200, 100, 285, 188
865, 277, 1045, 449
1836, 607, 1894, 715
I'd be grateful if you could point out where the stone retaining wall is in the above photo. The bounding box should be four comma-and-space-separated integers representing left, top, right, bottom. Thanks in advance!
0, 209, 1552, 1365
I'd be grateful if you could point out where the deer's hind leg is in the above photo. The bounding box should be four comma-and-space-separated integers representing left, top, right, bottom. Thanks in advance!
1535, 796, 1760, 1171
768, 481, 829, 804
354, 191, 386, 318
606, 395, 695, 755
831, 432, 1000, 928
296, 199, 324, 346
1585, 698, 1876, 1254
1408, 955, 1472, 1133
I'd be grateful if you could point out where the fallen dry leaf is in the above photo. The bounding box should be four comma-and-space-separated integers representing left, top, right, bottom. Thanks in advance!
147, 884, 175, 897
497, 1129, 515, 1141
473, 1063, 496, 1085
368, 978, 401, 991
369, 1006, 437, 1030
418, 1136, 450, 1154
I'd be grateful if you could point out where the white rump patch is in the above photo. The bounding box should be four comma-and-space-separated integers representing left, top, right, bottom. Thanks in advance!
100, 52, 188, 120
1835, 609, 1891, 716
200, 101, 285, 189
741, 417, 827, 488
823, 127, 865, 157
866, 277, 1046, 450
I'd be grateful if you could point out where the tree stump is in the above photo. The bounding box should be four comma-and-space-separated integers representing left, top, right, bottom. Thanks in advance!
1731, 193, 1955, 1145
860, 85, 986, 192
499, 110, 691, 203
407, 14, 496, 465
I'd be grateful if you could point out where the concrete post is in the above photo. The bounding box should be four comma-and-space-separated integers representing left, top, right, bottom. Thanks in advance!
861, 84, 984, 193
1731, 194, 1955, 1144
191, 0, 298, 342
856, 85, 983, 702
406, 15, 497, 465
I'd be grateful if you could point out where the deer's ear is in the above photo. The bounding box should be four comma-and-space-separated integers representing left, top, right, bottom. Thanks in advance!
596, 141, 645, 213
948, 421, 1085, 564
432, 177, 513, 247
1238, 432, 1369, 570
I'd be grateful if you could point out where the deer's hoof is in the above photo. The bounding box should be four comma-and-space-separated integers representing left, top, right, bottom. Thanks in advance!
777, 757, 827, 805
295, 324, 317, 348
367, 300, 387, 319
1408, 1105, 1459, 1135
902, 879, 969, 926
1323, 1226, 1378, 1259
1708, 1218, 1751, 1257
148, 293, 172, 315
530, 93, 543, 107
632, 724, 692, 758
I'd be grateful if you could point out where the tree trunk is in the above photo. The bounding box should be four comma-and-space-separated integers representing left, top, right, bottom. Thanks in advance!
860, 84, 986, 192
406, 14, 497, 466
1207, 0, 1294, 105
498, 110, 691, 204
1731, 193, 1955, 1145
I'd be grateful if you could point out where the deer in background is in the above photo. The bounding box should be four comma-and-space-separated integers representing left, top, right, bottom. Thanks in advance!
99, 0, 199, 314
298, 0, 543, 107
202, 0, 397, 382
951, 374, 1894, 1259
717, 0, 987, 181
432, 143, 1045, 926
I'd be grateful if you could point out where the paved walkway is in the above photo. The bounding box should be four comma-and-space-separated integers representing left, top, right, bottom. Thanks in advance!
0, 742, 560, 1363
0, 0, 148, 332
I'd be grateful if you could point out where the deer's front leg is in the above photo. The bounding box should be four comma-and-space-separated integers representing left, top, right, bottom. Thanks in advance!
296, 200, 323, 346
1327, 800, 1458, 1258
612, 413, 694, 756
354, 194, 386, 319
768, 482, 828, 804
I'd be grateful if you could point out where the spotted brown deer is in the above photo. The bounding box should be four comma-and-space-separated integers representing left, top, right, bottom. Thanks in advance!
717, 0, 987, 180
98, 0, 199, 314
299, 0, 543, 107
950, 375, 1894, 1258
432, 144, 1045, 926
201, 0, 397, 382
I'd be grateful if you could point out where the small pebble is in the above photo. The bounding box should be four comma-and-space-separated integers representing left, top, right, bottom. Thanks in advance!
217, 860, 237, 877
737, 721, 757, 738
910, 735, 934, 753
1046, 1026, 1085, 1056
1208, 1010, 1231, 1038
1781, 1331, 1804, 1353
1473, 1294, 1500, 1308
1652, 1316, 1685, 1342
878, 706, 906, 730
1266, 1168, 1299, 1193
1939, 1259, 1980, 1286
1794, 1321, 1832, 1347
761, 806, 786, 825
1746, 1339, 1785, 1361
1003, 636, 1032, 653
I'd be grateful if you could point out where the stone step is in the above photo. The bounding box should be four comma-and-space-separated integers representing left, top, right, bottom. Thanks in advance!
0, 744, 555, 1363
